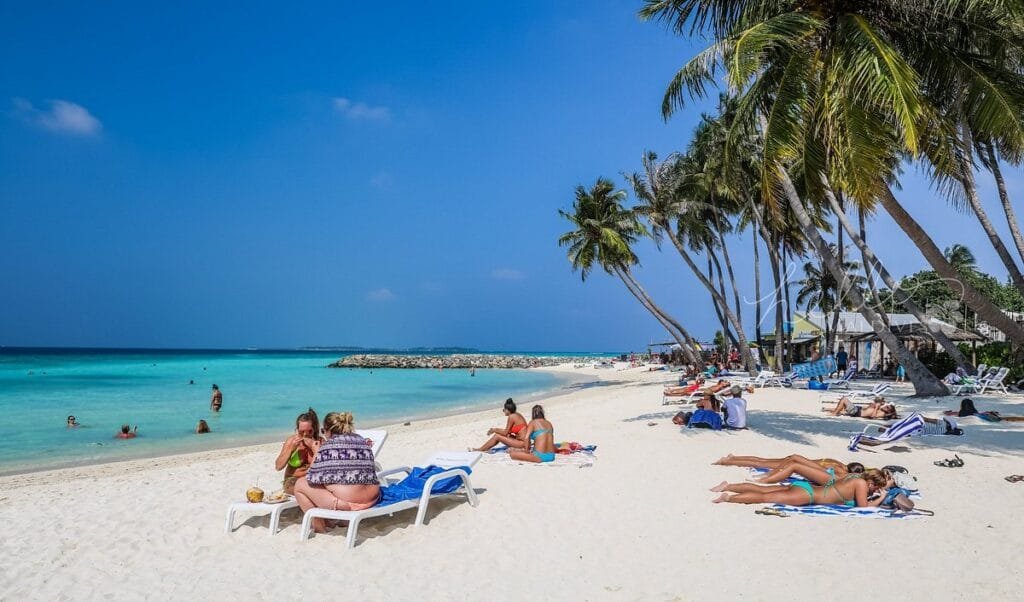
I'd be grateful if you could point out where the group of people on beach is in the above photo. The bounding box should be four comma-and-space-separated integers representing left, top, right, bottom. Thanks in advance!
469, 398, 557, 462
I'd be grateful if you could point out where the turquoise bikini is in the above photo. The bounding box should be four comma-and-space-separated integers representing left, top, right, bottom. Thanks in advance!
530, 428, 555, 462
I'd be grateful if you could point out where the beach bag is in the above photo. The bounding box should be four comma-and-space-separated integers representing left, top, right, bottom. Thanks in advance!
892, 472, 919, 492
687, 409, 723, 430
808, 380, 829, 391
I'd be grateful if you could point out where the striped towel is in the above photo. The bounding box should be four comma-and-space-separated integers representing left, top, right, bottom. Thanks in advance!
848, 413, 926, 451
768, 504, 926, 519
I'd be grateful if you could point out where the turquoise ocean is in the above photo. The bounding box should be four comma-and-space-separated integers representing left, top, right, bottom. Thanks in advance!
0, 348, 603, 475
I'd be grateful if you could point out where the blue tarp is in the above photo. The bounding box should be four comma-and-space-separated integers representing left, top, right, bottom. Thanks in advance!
791, 356, 837, 379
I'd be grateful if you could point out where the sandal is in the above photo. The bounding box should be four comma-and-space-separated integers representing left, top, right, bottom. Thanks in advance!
1005, 475, 1024, 483
934, 454, 964, 468
755, 508, 787, 517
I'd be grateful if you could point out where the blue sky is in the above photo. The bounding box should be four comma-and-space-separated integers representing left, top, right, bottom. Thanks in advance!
1, 1, 1020, 351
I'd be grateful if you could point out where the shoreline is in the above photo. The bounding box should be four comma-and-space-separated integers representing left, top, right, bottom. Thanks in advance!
4, 364, 1021, 600
0, 365, 600, 480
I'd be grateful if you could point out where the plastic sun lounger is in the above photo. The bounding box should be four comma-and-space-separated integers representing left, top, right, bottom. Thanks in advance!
224, 429, 389, 536
848, 413, 926, 451
978, 367, 1010, 395
298, 450, 482, 549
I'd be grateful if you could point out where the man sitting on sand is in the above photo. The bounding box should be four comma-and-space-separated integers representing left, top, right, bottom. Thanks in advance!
721, 385, 747, 429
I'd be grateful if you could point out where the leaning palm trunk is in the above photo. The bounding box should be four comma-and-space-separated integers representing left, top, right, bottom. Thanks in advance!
958, 127, 1024, 295
707, 259, 734, 344
985, 145, 1024, 265
880, 186, 1024, 346
768, 238, 786, 371
859, 207, 889, 328
714, 218, 743, 326
752, 224, 763, 349
711, 252, 740, 347
823, 181, 973, 371
661, 226, 756, 373
622, 269, 703, 362
768, 162, 948, 396
613, 265, 699, 364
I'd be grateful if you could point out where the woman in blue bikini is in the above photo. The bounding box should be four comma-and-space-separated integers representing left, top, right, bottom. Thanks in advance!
509, 405, 557, 463
710, 469, 891, 506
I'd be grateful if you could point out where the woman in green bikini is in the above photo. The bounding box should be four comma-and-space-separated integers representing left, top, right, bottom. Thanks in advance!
711, 469, 891, 506
509, 404, 556, 463
275, 408, 323, 494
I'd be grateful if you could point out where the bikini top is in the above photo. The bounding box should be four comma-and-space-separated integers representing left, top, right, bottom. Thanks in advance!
529, 428, 551, 441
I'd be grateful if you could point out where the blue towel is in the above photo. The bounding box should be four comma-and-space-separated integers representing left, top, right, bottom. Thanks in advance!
378, 465, 472, 507
688, 409, 723, 430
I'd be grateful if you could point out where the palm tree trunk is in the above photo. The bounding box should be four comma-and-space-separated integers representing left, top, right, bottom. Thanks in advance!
622, 268, 703, 362
879, 185, 1024, 346
765, 157, 948, 395
711, 252, 740, 347
823, 182, 973, 371
985, 144, 1024, 266
768, 237, 786, 371
859, 207, 889, 327
661, 225, 757, 373
958, 126, 1024, 294
783, 242, 794, 363
831, 202, 844, 354
714, 219, 743, 326
753, 223, 763, 349
612, 265, 699, 365
707, 259, 733, 344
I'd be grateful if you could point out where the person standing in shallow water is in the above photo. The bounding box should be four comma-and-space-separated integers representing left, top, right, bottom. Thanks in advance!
210, 384, 222, 412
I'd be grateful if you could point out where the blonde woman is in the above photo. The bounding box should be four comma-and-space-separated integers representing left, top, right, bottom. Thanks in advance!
293, 412, 380, 533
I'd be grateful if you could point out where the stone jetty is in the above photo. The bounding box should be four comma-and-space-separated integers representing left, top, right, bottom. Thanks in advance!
328, 354, 603, 369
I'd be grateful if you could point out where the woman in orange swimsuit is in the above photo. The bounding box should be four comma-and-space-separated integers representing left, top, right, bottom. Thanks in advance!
472, 398, 528, 451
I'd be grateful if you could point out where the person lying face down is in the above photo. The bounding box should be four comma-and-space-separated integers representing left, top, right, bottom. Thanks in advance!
711, 468, 891, 507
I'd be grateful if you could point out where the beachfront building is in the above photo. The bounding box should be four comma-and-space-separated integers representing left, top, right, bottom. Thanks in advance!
976, 310, 1024, 343
762, 311, 984, 372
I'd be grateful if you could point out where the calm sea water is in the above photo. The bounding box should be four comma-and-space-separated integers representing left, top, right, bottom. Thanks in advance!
0, 348, 599, 475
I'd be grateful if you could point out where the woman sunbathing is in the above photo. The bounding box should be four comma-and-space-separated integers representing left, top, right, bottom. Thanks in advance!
943, 398, 1024, 422
711, 468, 890, 506
825, 396, 897, 419
472, 398, 528, 451
509, 404, 557, 463
714, 454, 855, 476
294, 412, 380, 533
754, 459, 866, 485
664, 375, 705, 396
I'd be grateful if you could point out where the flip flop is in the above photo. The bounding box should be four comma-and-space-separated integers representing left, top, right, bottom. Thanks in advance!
934, 454, 964, 468
1005, 475, 1024, 483
755, 508, 787, 517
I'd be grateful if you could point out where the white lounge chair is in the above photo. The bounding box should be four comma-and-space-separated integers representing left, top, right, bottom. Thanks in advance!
978, 367, 1010, 395
848, 413, 926, 451
224, 429, 389, 536
298, 450, 482, 548
824, 367, 858, 389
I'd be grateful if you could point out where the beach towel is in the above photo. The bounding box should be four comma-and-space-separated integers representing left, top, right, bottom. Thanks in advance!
767, 504, 927, 519
791, 357, 838, 379
848, 413, 926, 451
378, 465, 472, 507
484, 446, 597, 468
688, 409, 723, 430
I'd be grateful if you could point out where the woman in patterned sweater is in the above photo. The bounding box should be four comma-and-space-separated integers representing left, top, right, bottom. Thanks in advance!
293, 412, 380, 533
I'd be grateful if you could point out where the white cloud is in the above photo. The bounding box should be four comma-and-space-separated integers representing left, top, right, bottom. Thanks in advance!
491, 268, 526, 281
12, 98, 102, 135
366, 288, 396, 301
333, 97, 391, 121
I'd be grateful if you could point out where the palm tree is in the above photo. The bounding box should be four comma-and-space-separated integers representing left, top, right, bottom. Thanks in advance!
827, 190, 973, 370
944, 244, 977, 274
796, 244, 865, 351
558, 178, 700, 364
639, 0, 958, 395
977, 141, 1024, 265
628, 152, 758, 373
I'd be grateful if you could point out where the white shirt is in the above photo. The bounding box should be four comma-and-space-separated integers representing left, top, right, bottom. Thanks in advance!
723, 396, 747, 429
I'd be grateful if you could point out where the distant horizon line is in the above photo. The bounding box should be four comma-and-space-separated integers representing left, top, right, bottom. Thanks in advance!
0, 345, 624, 355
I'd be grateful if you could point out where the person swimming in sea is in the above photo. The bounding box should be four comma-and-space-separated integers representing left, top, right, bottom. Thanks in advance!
116, 424, 138, 439
210, 384, 223, 412
67, 415, 80, 428
195, 419, 210, 434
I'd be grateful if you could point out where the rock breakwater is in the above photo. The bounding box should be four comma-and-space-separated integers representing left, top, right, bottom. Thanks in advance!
328, 354, 602, 369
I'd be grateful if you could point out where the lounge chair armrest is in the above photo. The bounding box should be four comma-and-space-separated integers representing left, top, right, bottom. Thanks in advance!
377, 466, 413, 480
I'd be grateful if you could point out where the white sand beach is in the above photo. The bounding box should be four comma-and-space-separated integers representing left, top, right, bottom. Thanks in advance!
2, 365, 1022, 601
